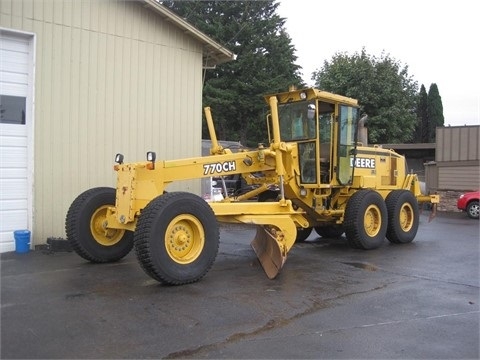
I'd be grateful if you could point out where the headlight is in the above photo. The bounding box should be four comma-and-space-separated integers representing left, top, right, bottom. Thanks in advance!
115, 153, 124, 164
146, 151, 156, 162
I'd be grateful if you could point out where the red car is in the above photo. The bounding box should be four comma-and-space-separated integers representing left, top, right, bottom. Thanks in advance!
457, 191, 480, 219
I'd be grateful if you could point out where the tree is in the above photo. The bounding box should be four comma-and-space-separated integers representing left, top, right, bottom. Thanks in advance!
312, 48, 419, 144
415, 84, 429, 143
163, 1, 303, 146
426, 83, 444, 142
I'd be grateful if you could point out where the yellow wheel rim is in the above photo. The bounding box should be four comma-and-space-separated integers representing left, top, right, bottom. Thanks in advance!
90, 205, 125, 246
364, 204, 382, 237
399, 202, 414, 232
165, 215, 205, 264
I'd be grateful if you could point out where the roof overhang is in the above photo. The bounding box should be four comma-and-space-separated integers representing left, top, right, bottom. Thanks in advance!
142, 0, 236, 67
380, 143, 436, 150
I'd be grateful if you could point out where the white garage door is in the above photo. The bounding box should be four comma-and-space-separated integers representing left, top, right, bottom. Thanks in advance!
0, 30, 34, 253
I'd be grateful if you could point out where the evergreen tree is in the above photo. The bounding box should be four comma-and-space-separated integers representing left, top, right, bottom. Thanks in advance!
312, 48, 418, 144
163, 1, 303, 146
426, 83, 444, 142
415, 85, 429, 143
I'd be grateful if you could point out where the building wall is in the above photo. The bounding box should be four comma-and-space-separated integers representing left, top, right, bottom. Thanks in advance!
435, 125, 480, 191
423, 125, 480, 212
438, 164, 479, 191
0, 0, 204, 245
436, 125, 480, 162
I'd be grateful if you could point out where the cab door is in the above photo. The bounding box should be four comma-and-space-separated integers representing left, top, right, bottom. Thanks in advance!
337, 105, 358, 185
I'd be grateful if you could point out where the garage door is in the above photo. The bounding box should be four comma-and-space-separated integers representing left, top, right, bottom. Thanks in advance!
0, 30, 34, 253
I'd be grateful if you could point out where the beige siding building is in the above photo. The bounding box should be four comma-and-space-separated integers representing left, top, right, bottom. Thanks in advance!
435, 125, 480, 191
423, 125, 480, 212
0, 0, 234, 252
425, 125, 480, 192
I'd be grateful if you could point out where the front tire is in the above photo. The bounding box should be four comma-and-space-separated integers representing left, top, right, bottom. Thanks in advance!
344, 190, 387, 250
134, 192, 219, 285
385, 190, 419, 243
65, 187, 134, 262
466, 200, 480, 219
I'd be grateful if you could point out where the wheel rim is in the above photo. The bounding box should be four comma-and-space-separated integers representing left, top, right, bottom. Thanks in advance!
469, 204, 480, 218
165, 214, 205, 264
399, 202, 414, 232
90, 205, 125, 246
364, 204, 382, 237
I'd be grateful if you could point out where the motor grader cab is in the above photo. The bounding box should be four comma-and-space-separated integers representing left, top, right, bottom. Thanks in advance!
66, 88, 439, 285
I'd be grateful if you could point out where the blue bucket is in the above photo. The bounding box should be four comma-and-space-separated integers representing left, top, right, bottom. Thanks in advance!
14, 230, 31, 254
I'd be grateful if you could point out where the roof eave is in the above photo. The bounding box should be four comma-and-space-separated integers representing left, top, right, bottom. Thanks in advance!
142, 0, 235, 67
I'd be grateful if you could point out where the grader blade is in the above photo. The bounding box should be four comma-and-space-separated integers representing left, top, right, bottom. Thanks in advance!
251, 226, 286, 279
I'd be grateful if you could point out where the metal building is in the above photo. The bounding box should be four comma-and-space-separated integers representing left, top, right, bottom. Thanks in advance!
425, 125, 480, 192
0, 0, 234, 252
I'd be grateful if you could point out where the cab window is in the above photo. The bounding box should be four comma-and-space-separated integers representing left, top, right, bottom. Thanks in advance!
278, 101, 316, 141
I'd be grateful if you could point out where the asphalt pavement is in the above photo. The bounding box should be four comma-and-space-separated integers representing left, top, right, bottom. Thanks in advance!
1, 211, 479, 359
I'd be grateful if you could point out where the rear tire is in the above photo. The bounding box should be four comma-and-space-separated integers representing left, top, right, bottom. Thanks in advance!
344, 190, 387, 250
315, 225, 344, 238
385, 190, 419, 244
295, 227, 313, 242
134, 192, 219, 285
65, 187, 133, 263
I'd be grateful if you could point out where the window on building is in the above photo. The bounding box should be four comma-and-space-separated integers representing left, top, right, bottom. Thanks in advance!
0, 95, 26, 125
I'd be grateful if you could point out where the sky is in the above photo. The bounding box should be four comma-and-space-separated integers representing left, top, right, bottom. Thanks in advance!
277, 0, 479, 127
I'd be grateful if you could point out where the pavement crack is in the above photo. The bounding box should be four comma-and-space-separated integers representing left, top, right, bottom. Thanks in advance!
164, 284, 394, 358
163, 319, 279, 359
163, 300, 326, 359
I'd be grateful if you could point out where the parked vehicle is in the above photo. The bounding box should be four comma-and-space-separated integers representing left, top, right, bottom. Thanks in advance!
212, 174, 256, 198
457, 191, 480, 219
66, 87, 439, 284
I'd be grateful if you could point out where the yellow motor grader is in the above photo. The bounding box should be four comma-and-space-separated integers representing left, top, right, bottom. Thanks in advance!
66, 88, 439, 284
